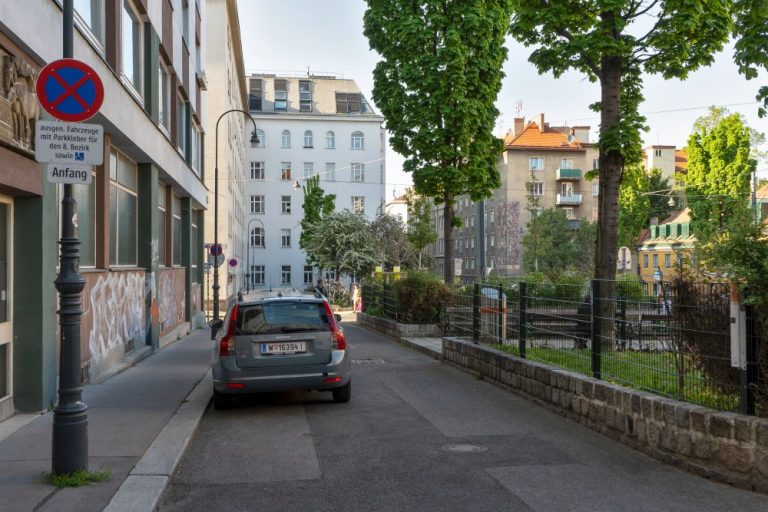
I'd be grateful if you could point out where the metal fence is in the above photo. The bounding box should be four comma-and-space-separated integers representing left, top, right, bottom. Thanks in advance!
362, 278, 763, 417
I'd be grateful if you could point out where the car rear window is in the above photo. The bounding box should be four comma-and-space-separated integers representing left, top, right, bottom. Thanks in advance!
236, 301, 331, 335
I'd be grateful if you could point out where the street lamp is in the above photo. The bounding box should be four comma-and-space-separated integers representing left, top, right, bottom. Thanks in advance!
245, 217, 265, 292
211, 110, 259, 338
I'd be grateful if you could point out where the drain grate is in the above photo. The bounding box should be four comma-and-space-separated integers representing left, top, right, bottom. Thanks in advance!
352, 359, 386, 364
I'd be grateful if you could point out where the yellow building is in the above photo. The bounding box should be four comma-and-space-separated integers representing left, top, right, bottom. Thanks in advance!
636, 209, 695, 294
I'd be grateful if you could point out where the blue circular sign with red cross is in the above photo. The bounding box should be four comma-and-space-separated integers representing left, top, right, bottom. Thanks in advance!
36, 59, 104, 122
210, 244, 223, 256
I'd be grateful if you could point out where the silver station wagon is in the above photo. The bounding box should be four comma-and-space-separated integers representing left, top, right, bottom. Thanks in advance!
209, 289, 351, 409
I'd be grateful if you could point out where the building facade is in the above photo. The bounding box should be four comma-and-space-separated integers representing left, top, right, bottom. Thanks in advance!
430, 113, 600, 279
244, 73, 386, 289
636, 209, 695, 295
0, 0, 207, 420
203, 0, 248, 308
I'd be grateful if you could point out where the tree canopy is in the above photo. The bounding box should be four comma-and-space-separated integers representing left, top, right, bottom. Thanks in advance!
509, 1, 739, 290
364, 0, 512, 281
300, 175, 336, 267
369, 211, 419, 270
303, 210, 378, 280
685, 112, 756, 248
405, 191, 438, 269
521, 209, 596, 278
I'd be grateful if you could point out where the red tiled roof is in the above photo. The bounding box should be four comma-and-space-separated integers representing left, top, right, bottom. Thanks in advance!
504, 122, 584, 150
661, 208, 690, 225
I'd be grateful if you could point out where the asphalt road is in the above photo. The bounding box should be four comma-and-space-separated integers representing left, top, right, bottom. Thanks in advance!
158, 323, 768, 512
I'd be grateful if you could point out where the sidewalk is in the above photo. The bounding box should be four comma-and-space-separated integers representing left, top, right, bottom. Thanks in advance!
0, 328, 213, 512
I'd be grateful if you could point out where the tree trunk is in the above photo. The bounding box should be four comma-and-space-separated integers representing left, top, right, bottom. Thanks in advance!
442, 194, 455, 283
595, 53, 624, 348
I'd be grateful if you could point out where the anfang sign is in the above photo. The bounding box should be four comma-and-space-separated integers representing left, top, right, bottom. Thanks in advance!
47, 164, 92, 184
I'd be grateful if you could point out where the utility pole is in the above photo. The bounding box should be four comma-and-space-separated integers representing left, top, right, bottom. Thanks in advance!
52, 0, 88, 474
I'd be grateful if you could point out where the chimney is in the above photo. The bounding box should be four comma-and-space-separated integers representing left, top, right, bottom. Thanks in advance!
513, 117, 525, 136
650, 217, 659, 226
533, 113, 545, 132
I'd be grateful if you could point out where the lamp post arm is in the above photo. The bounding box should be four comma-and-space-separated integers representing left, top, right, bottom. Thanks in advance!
212, 109, 258, 338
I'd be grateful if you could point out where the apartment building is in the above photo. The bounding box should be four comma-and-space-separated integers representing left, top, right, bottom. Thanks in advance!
430, 113, 599, 279
203, 0, 248, 308
643, 144, 688, 180
0, 0, 207, 419
244, 73, 386, 289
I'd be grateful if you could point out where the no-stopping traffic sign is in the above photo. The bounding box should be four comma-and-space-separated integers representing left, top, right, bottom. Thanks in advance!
36, 59, 104, 122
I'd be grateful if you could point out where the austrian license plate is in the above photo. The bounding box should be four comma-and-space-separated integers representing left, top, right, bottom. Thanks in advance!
261, 341, 307, 355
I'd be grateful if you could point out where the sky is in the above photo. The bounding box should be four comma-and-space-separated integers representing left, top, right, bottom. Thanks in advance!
236, 0, 768, 198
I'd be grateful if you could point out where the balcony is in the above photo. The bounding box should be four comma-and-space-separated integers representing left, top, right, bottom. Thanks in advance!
556, 168, 582, 180
556, 193, 583, 206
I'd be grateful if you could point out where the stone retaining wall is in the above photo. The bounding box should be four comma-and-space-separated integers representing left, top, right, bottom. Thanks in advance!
443, 337, 768, 493
356, 313, 441, 340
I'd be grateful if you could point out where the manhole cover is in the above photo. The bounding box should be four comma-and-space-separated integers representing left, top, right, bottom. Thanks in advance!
352, 359, 386, 364
441, 444, 488, 454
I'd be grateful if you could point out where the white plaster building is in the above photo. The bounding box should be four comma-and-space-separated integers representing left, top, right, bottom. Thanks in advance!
244, 73, 386, 289
204, 0, 249, 307
384, 193, 409, 227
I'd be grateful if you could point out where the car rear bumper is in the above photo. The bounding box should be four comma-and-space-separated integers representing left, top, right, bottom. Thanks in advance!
212, 350, 350, 394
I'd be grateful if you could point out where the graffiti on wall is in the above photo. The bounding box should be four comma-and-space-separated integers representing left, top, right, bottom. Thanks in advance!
158, 269, 185, 335
191, 284, 200, 313
87, 271, 145, 364
496, 200, 521, 268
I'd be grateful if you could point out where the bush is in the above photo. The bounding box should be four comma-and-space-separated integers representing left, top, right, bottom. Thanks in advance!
394, 272, 452, 324
326, 280, 351, 307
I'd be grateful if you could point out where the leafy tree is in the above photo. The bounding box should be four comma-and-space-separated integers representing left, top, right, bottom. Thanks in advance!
691, 106, 767, 164
732, 0, 768, 118
300, 175, 335, 267
405, 191, 438, 269
647, 168, 674, 220
685, 113, 757, 257
369, 211, 419, 270
303, 211, 378, 281
617, 163, 650, 248
364, 0, 512, 282
521, 209, 575, 277
571, 219, 598, 275
510, 1, 733, 293
524, 170, 543, 271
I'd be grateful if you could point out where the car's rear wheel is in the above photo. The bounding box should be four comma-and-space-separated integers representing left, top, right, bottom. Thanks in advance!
331, 381, 351, 403
213, 390, 232, 410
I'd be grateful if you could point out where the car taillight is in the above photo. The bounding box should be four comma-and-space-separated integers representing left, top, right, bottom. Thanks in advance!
323, 301, 346, 351
218, 305, 238, 357
333, 330, 346, 351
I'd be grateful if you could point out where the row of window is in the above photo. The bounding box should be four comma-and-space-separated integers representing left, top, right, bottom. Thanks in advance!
643, 253, 682, 269
245, 195, 366, 216
249, 161, 372, 183
526, 182, 583, 196
528, 157, 599, 171
251, 130, 365, 150
74, 0, 203, 172
248, 78, 371, 114
65, 147, 200, 281
246, 265, 315, 286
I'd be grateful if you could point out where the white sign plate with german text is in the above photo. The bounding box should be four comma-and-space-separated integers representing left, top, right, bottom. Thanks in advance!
35, 120, 103, 165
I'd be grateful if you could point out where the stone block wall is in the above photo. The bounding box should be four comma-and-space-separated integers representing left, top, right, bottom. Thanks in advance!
356, 313, 441, 340
442, 337, 768, 493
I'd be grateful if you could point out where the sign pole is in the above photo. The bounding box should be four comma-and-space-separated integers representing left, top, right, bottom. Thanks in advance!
52, 0, 88, 475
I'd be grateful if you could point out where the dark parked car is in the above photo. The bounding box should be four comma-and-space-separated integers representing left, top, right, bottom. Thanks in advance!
210, 288, 351, 409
